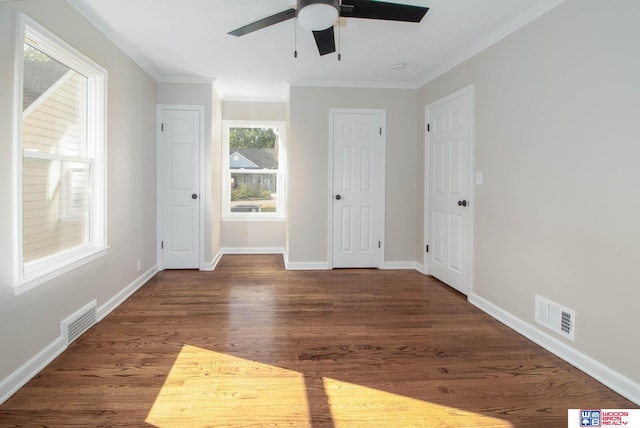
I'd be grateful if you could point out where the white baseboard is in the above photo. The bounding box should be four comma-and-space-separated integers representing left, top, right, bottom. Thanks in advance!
282, 250, 329, 270
212, 248, 329, 271
97, 265, 159, 321
469, 292, 640, 405
382, 261, 423, 270
203, 250, 223, 271
0, 267, 159, 405
220, 247, 284, 255
281, 254, 424, 272
284, 261, 330, 270
0, 336, 66, 405
214, 249, 426, 273
202, 248, 284, 271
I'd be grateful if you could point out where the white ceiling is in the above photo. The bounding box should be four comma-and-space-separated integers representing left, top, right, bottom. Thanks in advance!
67, 0, 559, 100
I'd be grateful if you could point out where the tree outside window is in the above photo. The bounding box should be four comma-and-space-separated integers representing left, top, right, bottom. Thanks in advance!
224, 123, 284, 217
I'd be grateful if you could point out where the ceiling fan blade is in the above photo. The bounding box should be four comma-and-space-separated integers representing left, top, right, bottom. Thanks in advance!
228, 8, 296, 36
312, 27, 336, 56
340, 0, 428, 23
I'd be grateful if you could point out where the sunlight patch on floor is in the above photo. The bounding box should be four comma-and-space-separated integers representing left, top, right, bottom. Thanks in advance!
146, 345, 513, 427
322, 376, 513, 427
146, 345, 310, 426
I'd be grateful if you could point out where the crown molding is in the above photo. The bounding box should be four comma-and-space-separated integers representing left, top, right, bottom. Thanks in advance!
415, 0, 567, 88
221, 96, 288, 103
67, 0, 162, 80
288, 79, 417, 90
157, 75, 215, 84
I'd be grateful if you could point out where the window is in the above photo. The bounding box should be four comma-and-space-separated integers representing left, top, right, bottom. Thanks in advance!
222, 121, 285, 218
14, 15, 107, 293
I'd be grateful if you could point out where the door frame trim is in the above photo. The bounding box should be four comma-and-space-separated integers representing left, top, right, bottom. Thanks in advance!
327, 108, 386, 269
156, 104, 206, 271
424, 85, 475, 295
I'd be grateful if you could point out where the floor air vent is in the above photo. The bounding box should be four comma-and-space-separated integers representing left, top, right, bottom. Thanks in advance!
61, 300, 97, 345
535, 295, 575, 341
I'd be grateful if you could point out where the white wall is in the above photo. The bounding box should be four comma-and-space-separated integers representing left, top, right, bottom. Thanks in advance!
417, 0, 640, 396
221, 101, 286, 122
287, 86, 418, 266
0, 0, 157, 401
221, 221, 285, 249
220, 100, 287, 251
157, 82, 221, 264
211, 88, 223, 257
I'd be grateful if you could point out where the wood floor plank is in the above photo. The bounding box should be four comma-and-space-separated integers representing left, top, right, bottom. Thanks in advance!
0, 254, 634, 427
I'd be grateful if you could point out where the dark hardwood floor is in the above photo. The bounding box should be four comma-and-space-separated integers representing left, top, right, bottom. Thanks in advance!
0, 255, 634, 427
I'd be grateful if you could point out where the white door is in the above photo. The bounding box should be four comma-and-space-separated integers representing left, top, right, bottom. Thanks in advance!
331, 110, 384, 268
426, 88, 473, 294
161, 108, 201, 269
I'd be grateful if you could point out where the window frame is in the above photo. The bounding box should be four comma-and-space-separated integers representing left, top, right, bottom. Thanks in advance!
222, 120, 286, 221
13, 14, 108, 294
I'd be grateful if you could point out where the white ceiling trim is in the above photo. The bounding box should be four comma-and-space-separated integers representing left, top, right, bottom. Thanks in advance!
158, 75, 215, 84
288, 79, 418, 90
67, 0, 162, 80
415, 0, 566, 88
221, 96, 289, 103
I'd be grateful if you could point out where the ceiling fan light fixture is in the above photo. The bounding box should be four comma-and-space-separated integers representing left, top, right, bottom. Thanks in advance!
297, 0, 339, 31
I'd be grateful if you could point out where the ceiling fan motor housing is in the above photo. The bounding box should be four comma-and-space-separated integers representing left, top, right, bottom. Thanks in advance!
297, 0, 340, 31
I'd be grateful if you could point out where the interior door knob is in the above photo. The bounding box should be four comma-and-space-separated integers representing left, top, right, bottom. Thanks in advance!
192, 193, 198, 199
335, 194, 341, 200
458, 200, 467, 207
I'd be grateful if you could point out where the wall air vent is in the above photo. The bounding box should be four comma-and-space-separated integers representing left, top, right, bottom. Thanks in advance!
61, 300, 97, 345
534, 295, 575, 341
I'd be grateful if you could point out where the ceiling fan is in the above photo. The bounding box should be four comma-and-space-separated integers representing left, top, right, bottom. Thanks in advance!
228, 0, 429, 56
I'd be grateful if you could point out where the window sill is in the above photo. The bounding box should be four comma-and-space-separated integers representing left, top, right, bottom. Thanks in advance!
14, 245, 110, 295
222, 215, 285, 222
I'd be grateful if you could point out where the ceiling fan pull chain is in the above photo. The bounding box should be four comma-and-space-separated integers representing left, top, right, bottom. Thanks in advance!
338, 20, 341, 60
338, 1, 342, 61
294, 17, 298, 58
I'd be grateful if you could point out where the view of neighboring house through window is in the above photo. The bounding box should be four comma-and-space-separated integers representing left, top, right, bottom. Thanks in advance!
16, 16, 107, 291
22, 43, 89, 262
223, 122, 285, 217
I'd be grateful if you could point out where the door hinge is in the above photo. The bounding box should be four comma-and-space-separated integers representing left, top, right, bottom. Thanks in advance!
427, 123, 430, 132
161, 241, 164, 249
378, 241, 381, 249
379, 127, 382, 135
161, 123, 164, 132
426, 244, 429, 253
